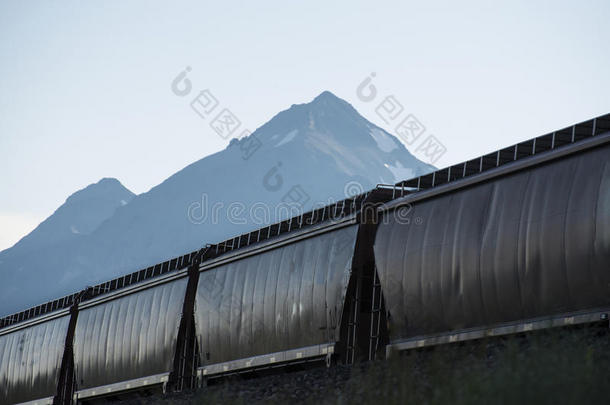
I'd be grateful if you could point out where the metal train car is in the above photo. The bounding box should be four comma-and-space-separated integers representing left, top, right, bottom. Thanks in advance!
375, 123, 610, 354
1, 113, 609, 404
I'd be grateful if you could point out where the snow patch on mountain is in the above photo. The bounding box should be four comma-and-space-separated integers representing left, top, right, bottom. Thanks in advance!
275, 129, 298, 147
384, 161, 415, 182
370, 128, 398, 153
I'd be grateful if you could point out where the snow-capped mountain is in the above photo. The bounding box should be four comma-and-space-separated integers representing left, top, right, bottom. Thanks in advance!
0, 91, 434, 316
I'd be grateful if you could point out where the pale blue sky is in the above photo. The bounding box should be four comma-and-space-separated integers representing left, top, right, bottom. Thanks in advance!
1, 0, 609, 250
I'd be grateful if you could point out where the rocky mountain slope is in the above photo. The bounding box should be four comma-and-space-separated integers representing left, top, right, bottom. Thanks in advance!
0, 91, 434, 316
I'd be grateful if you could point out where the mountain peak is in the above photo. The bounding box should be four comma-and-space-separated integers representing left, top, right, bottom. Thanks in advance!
312, 90, 341, 102
66, 177, 132, 206
97, 177, 122, 185
251, 91, 365, 145
309, 90, 353, 111
1, 178, 135, 260
286, 91, 351, 112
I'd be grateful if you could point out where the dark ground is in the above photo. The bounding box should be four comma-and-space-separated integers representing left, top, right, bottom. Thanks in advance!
117, 324, 610, 405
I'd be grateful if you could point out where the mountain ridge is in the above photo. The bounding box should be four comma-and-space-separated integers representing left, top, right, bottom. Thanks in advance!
0, 91, 434, 316
0, 178, 134, 258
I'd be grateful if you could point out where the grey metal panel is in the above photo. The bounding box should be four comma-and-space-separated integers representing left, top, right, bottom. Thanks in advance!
387, 307, 610, 355
0, 315, 69, 404
199, 343, 335, 377
74, 372, 170, 400
375, 144, 610, 342
195, 224, 358, 365
73, 277, 187, 390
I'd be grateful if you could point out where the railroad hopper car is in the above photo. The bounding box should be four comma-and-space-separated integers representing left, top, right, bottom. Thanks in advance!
0, 113, 609, 404
0, 313, 70, 404
375, 130, 610, 354
0, 206, 367, 404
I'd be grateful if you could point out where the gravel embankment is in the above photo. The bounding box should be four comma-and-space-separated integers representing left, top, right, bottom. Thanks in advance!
118, 325, 610, 405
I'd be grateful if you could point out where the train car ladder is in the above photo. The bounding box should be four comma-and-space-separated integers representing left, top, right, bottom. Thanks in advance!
345, 271, 362, 365
368, 268, 383, 361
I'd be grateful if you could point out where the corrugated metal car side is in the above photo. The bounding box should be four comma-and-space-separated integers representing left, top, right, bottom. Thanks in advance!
73, 277, 188, 390
0, 315, 70, 404
194, 225, 358, 366
375, 142, 610, 342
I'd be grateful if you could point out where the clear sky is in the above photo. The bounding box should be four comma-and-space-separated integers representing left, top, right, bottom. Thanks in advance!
1, 0, 609, 251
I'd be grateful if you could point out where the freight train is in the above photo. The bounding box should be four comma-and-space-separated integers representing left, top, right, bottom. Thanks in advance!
1, 114, 609, 405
